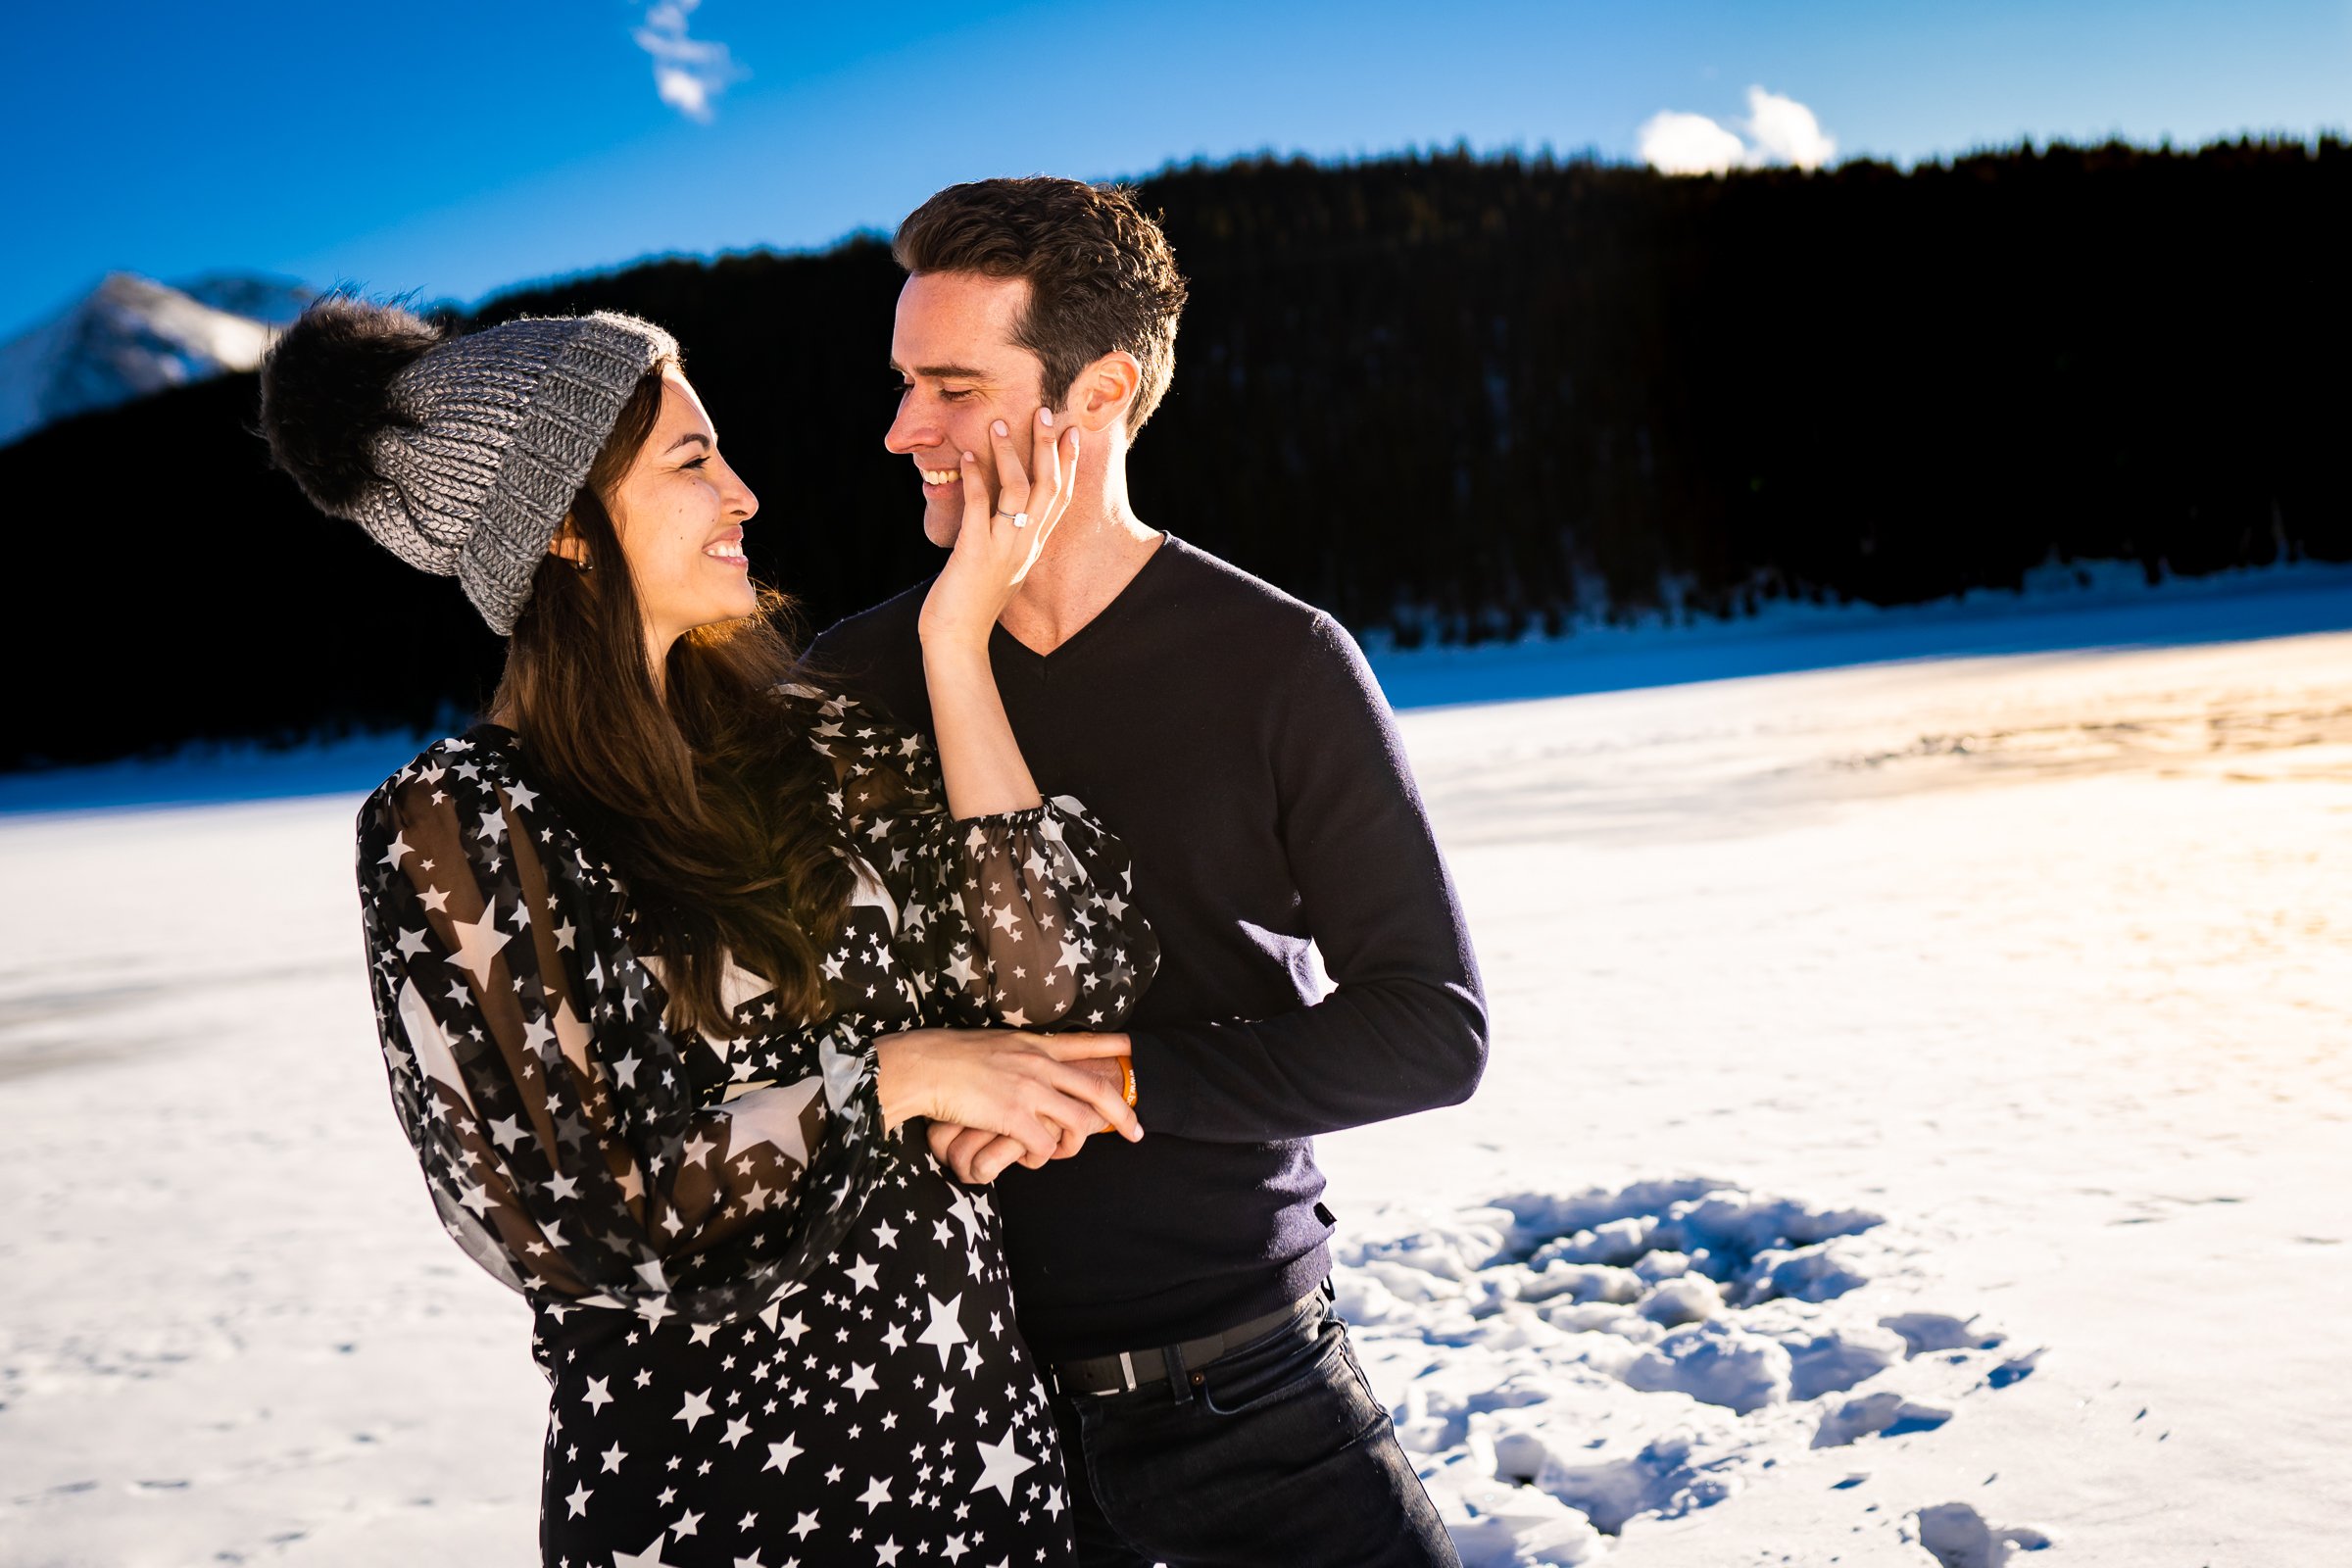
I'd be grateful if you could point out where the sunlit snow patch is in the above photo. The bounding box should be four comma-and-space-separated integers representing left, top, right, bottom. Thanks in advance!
1331, 1178, 2039, 1566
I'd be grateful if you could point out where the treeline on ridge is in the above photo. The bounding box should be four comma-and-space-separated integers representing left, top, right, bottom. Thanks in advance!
12, 137, 2347, 769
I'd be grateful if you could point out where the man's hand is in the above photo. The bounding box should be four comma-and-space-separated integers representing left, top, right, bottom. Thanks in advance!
927, 1054, 1130, 1183
875, 1028, 1136, 1179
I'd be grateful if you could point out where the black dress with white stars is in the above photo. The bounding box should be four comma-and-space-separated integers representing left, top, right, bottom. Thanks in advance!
354, 685, 1158, 1568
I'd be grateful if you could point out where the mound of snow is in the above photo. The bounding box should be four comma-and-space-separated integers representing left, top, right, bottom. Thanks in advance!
1332, 1181, 2038, 1564
1915, 1500, 2055, 1566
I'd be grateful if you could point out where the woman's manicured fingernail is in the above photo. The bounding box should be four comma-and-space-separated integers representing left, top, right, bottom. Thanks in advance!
992, 419, 1008, 437
1039, 408, 1054, 426
961, 451, 975, 463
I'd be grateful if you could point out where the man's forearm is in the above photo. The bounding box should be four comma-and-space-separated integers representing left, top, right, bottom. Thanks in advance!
1126, 973, 1489, 1145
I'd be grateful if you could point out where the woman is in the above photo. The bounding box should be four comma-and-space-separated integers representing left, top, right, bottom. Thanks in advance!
258, 298, 1157, 1566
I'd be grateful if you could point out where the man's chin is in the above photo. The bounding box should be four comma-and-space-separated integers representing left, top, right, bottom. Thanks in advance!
921, 508, 960, 550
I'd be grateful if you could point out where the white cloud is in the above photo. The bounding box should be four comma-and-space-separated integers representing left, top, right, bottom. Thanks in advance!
1638, 110, 1750, 176
1742, 87, 1837, 171
1638, 87, 1838, 176
633, 0, 745, 123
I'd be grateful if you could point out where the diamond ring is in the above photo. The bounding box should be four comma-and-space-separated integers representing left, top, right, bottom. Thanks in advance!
997, 510, 1031, 528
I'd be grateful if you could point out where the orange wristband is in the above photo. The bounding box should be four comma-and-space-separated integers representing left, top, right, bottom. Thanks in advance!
1097, 1055, 1140, 1136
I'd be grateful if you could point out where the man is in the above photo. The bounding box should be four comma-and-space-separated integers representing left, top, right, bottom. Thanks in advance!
811, 176, 1486, 1567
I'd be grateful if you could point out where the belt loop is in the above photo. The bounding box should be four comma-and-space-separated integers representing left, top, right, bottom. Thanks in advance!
1161, 1341, 1193, 1405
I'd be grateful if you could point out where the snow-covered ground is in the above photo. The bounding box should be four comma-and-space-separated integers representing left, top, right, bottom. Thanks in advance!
1326, 602, 2352, 1566
2, 574, 2346, 1566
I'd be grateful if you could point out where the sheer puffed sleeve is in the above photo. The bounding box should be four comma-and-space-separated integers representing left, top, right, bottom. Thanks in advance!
354, 734, 885, 1326
790, 686, 1159, 1031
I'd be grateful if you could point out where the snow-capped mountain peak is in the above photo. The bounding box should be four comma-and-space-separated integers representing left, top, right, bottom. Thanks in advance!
171, 271, 317, 328
0, 271, 315, 448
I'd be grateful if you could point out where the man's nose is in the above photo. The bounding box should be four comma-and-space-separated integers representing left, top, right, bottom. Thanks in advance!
884, 396, 934, 455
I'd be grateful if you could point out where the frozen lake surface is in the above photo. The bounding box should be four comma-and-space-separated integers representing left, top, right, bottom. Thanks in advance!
2, 574, 2346, 1566
1326, 607, 2352, 1566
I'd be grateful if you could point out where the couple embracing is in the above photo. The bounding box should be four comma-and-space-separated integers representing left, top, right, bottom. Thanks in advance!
263, 177, 1486, 1567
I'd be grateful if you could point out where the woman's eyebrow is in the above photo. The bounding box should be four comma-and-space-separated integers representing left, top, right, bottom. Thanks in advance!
665, 431, 712, 454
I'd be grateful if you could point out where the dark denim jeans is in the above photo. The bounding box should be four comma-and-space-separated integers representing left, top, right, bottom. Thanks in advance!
1048, 1292, 1461, 1567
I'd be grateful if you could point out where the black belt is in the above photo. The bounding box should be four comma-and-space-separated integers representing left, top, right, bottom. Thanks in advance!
1049, 1290, 1321, 1396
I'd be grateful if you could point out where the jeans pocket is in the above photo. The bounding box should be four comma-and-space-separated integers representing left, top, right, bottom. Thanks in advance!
1336, 1335, 1396, 1421
1197, 1312, 1344, 1417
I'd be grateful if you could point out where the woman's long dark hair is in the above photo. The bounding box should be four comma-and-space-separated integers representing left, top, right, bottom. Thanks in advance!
492, 367, 854, 1037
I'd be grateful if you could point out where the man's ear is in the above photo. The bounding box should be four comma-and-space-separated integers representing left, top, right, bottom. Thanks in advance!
1070, 351, 1142, 434
548, 515, 591, 568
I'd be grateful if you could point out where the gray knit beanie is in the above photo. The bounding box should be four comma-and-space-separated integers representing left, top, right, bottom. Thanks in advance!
260, 303, 679, 634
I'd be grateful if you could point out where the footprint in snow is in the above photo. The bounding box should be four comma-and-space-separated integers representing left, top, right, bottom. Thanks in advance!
1329, 1178, 2041, 1564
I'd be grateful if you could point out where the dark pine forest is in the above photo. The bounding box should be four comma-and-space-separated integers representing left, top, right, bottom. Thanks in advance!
11, 139, 2346, 770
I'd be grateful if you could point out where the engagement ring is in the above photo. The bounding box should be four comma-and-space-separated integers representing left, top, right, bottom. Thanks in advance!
998, 511, 1031, 528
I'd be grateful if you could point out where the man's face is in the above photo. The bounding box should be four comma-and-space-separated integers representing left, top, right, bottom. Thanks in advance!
885, 271, 1051, 548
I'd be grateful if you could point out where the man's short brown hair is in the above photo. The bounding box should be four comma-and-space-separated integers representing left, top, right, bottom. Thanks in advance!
893, 176, 1189, 436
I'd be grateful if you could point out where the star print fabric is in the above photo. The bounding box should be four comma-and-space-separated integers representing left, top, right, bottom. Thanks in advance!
354, 686, 1155, 1565
795, 682, 1153, 1036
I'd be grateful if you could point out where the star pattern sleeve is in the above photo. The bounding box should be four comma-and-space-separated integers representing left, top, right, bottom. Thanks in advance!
791, 685, 1160, 1033
355, 734, 888, 1327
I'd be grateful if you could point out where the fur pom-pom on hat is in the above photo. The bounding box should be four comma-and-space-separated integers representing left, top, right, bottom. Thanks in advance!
258, 295, 445, 515
257, 299, 678, 633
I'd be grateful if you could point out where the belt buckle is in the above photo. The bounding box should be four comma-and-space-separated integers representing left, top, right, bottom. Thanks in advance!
1068, 1348, 1143, 1397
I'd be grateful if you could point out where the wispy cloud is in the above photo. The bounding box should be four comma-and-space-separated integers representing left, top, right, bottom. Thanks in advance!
633, 0, 745, 122
1639, 87, 1838, 176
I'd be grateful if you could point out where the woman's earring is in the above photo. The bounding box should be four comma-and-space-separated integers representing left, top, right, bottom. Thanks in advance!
554, 515, 590, 570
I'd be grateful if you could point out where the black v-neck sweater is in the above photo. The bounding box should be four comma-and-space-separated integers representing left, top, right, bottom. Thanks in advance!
809, 535, 1488, 1360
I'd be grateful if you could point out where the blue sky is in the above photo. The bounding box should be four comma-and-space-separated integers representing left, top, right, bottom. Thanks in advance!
6, 0, 2346, 338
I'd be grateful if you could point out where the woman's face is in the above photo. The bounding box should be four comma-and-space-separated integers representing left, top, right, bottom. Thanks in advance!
606, 369, 760, 653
